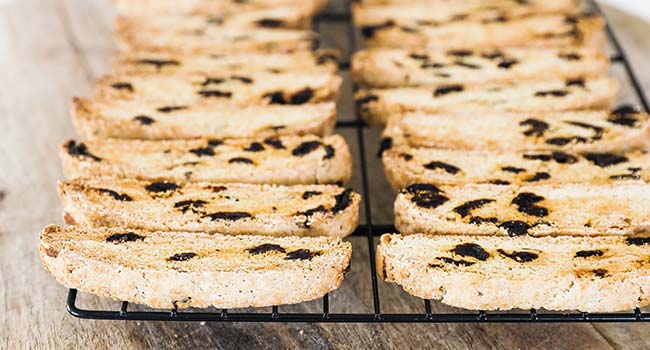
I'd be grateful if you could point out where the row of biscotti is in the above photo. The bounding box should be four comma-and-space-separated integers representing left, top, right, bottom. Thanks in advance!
114, 0, 329, 54
353, 2, 602, 49
349, 1, 610, 125
351, 0, 650, 313
39, 0, 358, 311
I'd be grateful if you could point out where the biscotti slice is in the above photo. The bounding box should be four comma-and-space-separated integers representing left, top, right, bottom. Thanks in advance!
59, 178, 360, 238
357, 77, 617, 126
113, 0, 327, 17
116, 7, 312, 35
381, 107, 650, 153
360, 13, 605, 49
394, 182, 650, 237
40, 225, 351, 309
352, 47, 608, 88
72, 98, 335, 140
377, 233, 650, 312
95, 72, 341, 106
117, 26, 318, 54
383, 146, 650, 190
113, 50, 339, 75
353, 0, 579, 31
60, 134, 352, 185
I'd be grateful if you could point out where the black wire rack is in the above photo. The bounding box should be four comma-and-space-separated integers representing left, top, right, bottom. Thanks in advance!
67, 0, 650, 323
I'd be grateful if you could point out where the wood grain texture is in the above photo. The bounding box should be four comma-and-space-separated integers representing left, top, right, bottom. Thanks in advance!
1, 0, 649, 349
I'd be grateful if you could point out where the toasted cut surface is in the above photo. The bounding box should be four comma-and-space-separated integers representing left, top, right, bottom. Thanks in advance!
113, 0, 327, 16
381, 108, 650, 153
117, 26, 318, 53
352, 47, 608, 88
357, 77, 618, 126
113, 50, 339, 75
94, 72, 341, 106
59, 178, 360, 238
40, 225, 351, 309
383, 146, 650, 190
72, 97, 335, 140
394, 182, 650, 237
61, 134, 352, 185
377, 233, 650, 312
360, 13, 605, 49
115, 7, 312, 32
353, 0, 579, 28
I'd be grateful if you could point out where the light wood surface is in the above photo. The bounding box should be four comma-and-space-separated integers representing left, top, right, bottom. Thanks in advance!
2, 0, 650, 349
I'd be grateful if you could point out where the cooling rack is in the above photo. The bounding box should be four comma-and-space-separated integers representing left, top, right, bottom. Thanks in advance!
67, 0, 650, 322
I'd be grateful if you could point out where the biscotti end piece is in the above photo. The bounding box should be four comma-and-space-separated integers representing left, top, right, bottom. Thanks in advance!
60, 134, 352, 185
377, 233, 650, 312
382, 146, 650, 190
351, 47, 609, 88
71, 97, 336, 140
58, 179, 361, 238
357, 78, 618, 126
40, 225, 351, 309
394, 182, 650, 237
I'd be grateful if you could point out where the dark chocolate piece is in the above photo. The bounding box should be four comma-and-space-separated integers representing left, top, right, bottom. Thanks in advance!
292, 141, 322, 156
285, 249, 320, 260
451, 243, 489, 261
65, 141, 101, 161
403, 184, 448, 209
203, 211, 252, 221
511, 192, 548, 217
453, 199, 494, 217
433, 84, 463, 97
133, 115, 155, 125
106, 232, 144, 244
168, 252, 197, 261
499, 220, 531, 236
97, 189, 132, 201
575, 250, 604, 258
145, 181, 180, 193
424, 161, 461, 174
189, 147, 215, 157
497, 249, 538, 263
584, 153, 628, 167
247, 243, 286, 254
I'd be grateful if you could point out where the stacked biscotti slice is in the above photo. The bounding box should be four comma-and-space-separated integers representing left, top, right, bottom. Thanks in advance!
40, 0, 358, 310
355, 0, 650, 312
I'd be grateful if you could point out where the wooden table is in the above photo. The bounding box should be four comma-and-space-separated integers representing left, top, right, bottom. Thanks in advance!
2, 1, 650, 348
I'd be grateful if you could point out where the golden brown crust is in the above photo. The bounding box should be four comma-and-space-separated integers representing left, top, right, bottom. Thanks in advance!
116, 25, 319, 54
58, 178, 361, 238
71, 97, 336, 140
378, 233, 650, 312
357, 77, 618, 126
112, 49, 340, 75
351, 47, 609, 88
40, 225, 351, 309
380, 109, 650, 153
394, 182, 650, 237
113, 0, 328, 17
383, 146, 650, 190
60, 134, 353, 185
360, 14, 605, 50
93, 72, 341, 105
